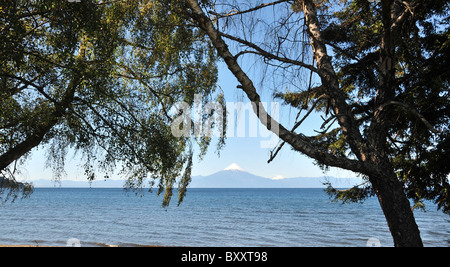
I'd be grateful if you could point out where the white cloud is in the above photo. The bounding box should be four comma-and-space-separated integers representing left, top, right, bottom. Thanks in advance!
271, 174, 286, 180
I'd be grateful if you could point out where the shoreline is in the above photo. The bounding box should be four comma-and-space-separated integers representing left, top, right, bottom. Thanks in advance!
0, 244, 50, 247
0, 243, 163, 247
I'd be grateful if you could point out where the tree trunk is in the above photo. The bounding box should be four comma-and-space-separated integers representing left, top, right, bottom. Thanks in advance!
0, 40, 86, 172
0, 121, 57, 172
301, 0, 424, 247
369, 166, 423, 247
186, 0, 425, 247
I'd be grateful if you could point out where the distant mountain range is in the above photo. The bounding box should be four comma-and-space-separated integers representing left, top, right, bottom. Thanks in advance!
31, 179, 125, 188
30, 163, 363, 189
189, 164, 362, 188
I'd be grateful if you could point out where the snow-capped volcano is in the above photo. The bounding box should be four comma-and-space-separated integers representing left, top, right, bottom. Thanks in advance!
223, 163, 246, 172
188, 163, 364, 188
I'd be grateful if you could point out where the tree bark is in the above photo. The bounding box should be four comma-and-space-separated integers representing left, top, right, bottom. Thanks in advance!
369, 164, 423, 247
302, 0, 424, 247
0, 40, 86, 172
0, 119, 59, 172
186, 0, 425, 246
185, 0, 370, 175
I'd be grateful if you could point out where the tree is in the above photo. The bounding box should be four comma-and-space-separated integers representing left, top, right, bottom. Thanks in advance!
2, 0, 448, 247
185, 0, 449, 247
0, 0, 220, 206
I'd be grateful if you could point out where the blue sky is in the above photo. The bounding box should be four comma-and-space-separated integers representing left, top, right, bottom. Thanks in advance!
13, 0, 358, 183
17, 62, 356, 183
190, 62, 355, 179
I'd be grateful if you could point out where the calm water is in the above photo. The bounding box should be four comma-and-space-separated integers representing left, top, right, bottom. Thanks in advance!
0, 188, 448, 247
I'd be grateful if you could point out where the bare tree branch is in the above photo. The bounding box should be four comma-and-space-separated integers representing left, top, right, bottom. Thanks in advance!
375, 101, 439, 134
210, 0, 292, 19
219, 32, 320, 74
301, 0, 368, 162
186, 0, 372, 174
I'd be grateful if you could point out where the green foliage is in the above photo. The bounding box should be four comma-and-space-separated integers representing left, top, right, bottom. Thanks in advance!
324, 181, 375, 204
316, 0, 450, 213
270, 0, 450, 214
0, 0, 219, 207
0, 174, 33, 204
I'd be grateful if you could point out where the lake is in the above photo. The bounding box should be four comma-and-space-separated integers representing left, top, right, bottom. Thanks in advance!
0, 188, 448, 247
